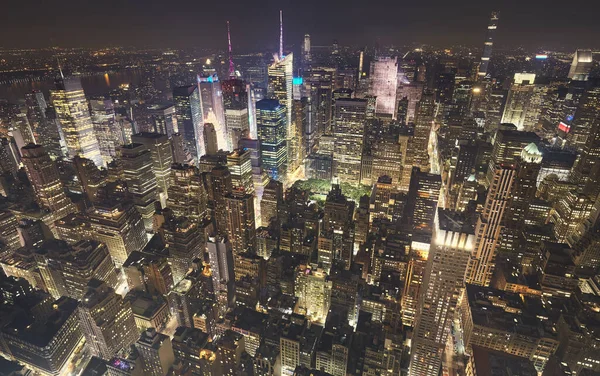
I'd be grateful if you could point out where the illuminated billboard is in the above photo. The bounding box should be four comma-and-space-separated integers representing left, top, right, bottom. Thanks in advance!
558, 122, 571, 133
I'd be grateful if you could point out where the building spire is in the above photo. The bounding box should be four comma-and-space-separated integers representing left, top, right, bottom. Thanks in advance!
279, 10, 283, 59
227, 21, 235, 79
56, 56, 64, 79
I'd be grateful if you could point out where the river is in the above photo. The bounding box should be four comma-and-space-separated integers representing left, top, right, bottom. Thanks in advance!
0, 70, 144, 103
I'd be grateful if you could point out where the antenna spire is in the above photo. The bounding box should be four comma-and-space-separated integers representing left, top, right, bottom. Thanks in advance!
227, 21, 235, 79
57, 56, 64, 79
279, 10, 283, 59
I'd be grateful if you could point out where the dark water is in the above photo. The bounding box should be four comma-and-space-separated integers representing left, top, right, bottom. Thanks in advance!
0, 70, 143, 103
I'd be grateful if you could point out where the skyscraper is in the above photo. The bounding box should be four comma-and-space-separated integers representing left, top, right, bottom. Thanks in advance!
198, 74, 227, 149
404, 168, 442, 235
468, 163, 516, 286
261, 179, 283, 226
77, 279, 139, 360
160, 215, 204, 284
225, 193, 256, 255
88, 201, 148, 268
50, 77, 103, 167
166, 164, 208, 222
222, 79, 250, 150
257, 99, 288, 182
35, 239, 119, 300
204, 123, 219, 155
501, 73, 543, 131
478, 11, 499, 79
21, 144, 76, 221
120, 143, 158, 232
208, 166, 233, 235
410, 91, 435, 172
135, 328, 176, 376
369, 56, 398, 118
409, 210, 475, 376
568, 49, 593, 81
90, 98, 118, 165
332, 98, 367, 185
131, 133, 173, 208
268, 53, 294, 170
173, 85, 204, 161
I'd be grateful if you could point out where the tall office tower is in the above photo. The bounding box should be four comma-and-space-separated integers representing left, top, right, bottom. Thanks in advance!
289, 95, 307, 173
478, 11, 499, 79
501, 73, 543, 131
257, 99, 288, 182
0, 210, 21, 252
305, 68, 335, 142
21, 144, 76, 220
371, 133, 404, 187
167, 164, 208, 222
120, 143, 158, 232
50, 77, 103, 167
301, 34, 312, 68
11, 111, 36, 149
568, 49, 593, 81
0, 137, 20, 175
369, 56, 398, 118
204, 123, 219, 155
409, 209, 475, 376
173, 85, 204, 162
136, 328, 176, 376
332, 98, 367, 185
206, 236, 235, 315
404, 168, 442, 235
17, 218, 50, 248
73, 156, 106, 206
90, 98, 118, 164
208, 166, 233, 235
148, 103, 178, 137
268, 53, 293, 165
261, 180, 283, 226
198, 74, 227, 149
222, 79, 250, 150
77, 279, 138, 360
568, 87, 600, 151
322, 185, 355, 269
551, 190, 595, 243
295, 265, 332, 323
88, 201, 148, 268
161, 216, 204, 284
131, 133, 173, 208
2, 296, 83, 376
25, 90, 61, 157
35, 239, 118, 300
486, 128, 540, 186
227, 149, 254, 195
410, 91, 435, 172
171, 132, 192, 165
467, 163, 516, 286
500, 144, 542, 254
369, 175, 394, 223
225, 193, 256, 255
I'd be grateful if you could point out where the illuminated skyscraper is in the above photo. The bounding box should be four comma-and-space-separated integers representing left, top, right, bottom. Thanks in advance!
302, 34, 311, 68
268, 53, 294, 170
198, 74, 227, 148
478, 11, 499, 79
404, 168, 442, 235
173, 85, 204, 161
135, 328, 176, 376
332, 98, 367, 185
166, 164, 208, 222
147, 103, 178, 137
90, 98, 118, 165
369, 56, 398, 118
468, 163, 516, 286
225, 193, 256, 255
50, 77, 103, 167
77, 279, 139, 360
208, 166, 233, 236
568, 49, 593, 81
409, 209, 475, 376
501, 73, 543, 131
120, 143, 158, 232
410, 91, 435, 172
88, 201, 148, 268
21, 144, 76, 221
260, 179, 283, 226
131, 133, 173, 208
160, 215, 204, 284
257, 99, 287, 182
222, 79, 249, 150
25, 90, 62, 158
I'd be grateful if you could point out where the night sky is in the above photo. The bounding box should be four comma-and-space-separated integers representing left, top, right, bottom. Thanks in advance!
2, 0, 600, 51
